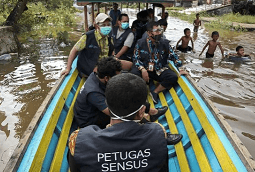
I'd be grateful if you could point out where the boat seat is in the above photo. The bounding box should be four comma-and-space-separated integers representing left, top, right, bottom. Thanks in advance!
28, 69, 86, 172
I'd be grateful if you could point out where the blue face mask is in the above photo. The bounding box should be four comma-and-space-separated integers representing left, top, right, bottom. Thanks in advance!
100, 26, 112, 36
121, 22, 129, 30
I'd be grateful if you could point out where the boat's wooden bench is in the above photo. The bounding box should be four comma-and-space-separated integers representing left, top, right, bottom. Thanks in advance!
27, 69, 85, 172
148, 69, 243, 171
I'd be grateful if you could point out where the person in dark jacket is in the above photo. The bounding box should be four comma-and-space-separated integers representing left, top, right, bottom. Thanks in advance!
74, 57, 169, 129
68, 73, 183, 172
131, 21, 182, 104
61, 13, 131, 77
112, 14, 135, 62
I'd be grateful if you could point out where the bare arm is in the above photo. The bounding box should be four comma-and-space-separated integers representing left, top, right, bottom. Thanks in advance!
218, 43, 224, 58
199, 20, 202, 26
199, 42, 209, 56
102, 107, 111, 116
61, 47, 78, 76
190, 38, 194, 51
115, 46, 129, 58
176, 37, 182, 48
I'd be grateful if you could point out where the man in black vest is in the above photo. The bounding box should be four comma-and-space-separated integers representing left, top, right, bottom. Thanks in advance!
74, 57, 169, 129
112, 14, 135, 62
61, 13, 132, 77
131, 21, 183, 104
68, 73, 183, 172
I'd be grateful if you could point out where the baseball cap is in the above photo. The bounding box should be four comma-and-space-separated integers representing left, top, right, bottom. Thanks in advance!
95, 13, 112, 24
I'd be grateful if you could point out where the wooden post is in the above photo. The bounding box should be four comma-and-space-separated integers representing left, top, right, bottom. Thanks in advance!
84, 5, 88, 31
97, 3, 100, 13
146, 3, 148, 10
162, 6, 165, 19
105, 5, 107, 14
153, 4, 155, 16
121, 2, 122, 11
138, 3, 140, 12
92, 3, 95, 24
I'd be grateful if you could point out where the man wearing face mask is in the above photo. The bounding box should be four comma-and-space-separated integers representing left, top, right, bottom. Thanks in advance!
61, 13, 114, 77
111, 14, 135, 62
74, 57, 169, 129
68, 73, 183, 172
131, 21, 182, 104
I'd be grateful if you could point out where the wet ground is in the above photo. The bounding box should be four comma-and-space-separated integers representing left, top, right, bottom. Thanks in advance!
0, 8, 255, 171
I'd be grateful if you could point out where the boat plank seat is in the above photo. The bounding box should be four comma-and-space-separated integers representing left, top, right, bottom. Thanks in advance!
49, 77, 86, 171
28, 69, 85, 172
177, 77, 238, 172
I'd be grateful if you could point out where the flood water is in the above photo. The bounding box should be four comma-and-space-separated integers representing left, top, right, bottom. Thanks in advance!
0, 9, 255, 171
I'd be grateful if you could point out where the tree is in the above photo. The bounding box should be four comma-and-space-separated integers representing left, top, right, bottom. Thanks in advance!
4, 0, 29, 26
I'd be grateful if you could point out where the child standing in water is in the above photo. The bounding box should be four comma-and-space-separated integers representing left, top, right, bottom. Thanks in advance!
199, 31, 224, 58
176, 28, 194, 53
193, 13, 201, 32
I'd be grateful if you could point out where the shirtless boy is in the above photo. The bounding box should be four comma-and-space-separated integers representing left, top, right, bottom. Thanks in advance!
176, 28, 194, 53
234, 46, 245, 57
199, 31, 224, 58
193, 13, 201, 32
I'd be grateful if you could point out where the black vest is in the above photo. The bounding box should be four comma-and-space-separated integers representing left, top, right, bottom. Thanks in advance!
112, 26, 135, 61
134, 38, 170, 69
77, 30, 114, 76
74, 72, 105, 128
74, 122, 168, 172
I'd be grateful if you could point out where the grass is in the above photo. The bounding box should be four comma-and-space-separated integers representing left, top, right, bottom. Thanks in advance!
167, 9, 253, 31
219, 13, 255, 24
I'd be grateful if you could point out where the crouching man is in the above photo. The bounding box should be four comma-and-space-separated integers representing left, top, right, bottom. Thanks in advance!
68, 73, 182, 172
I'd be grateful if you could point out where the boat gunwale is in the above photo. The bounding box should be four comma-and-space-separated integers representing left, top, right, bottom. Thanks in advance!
185, 74, 255, 172
3, 75, 66, 172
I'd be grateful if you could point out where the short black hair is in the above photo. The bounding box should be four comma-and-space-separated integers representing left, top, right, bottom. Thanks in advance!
196, 13, 200, 16
105, 73, 148, 118
97, 57, 122, 79
184, 28, 190, 34
212, 31, 219, 37
147, 21, 159, 31
118, 13, 128, 21
147, 8, 154, 15
158, 19, 168, 26
236, 46, 243, 52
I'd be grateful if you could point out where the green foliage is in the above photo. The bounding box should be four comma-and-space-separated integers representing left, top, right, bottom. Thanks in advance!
219, 13, 255, 24
167, 9, 251, 32
165, 7, 185, 11
1, 1, 79, 41
167, 11, 195, 23
121, 3, 146, 9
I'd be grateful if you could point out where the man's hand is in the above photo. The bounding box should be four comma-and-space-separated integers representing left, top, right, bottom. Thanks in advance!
141, 69, 149, 83
61, 68, 70, 76
179, 69, 189, 75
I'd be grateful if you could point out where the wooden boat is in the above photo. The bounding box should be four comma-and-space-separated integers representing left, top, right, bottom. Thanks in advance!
4, 1, 255, 171
4, 56, 255, 171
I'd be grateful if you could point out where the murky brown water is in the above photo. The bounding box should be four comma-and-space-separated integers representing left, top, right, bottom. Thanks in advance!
0, 10, 254, 171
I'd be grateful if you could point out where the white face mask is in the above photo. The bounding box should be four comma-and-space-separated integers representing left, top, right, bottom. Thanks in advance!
110, 105, 144, 122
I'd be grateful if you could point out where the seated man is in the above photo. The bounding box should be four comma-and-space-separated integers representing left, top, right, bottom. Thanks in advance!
112, 13, 135, 62
68, 73, 183, 172
61, 13, 131, 77
74, 57, 168, 129
131, 21, 181, 104
142, 20, 167, 40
